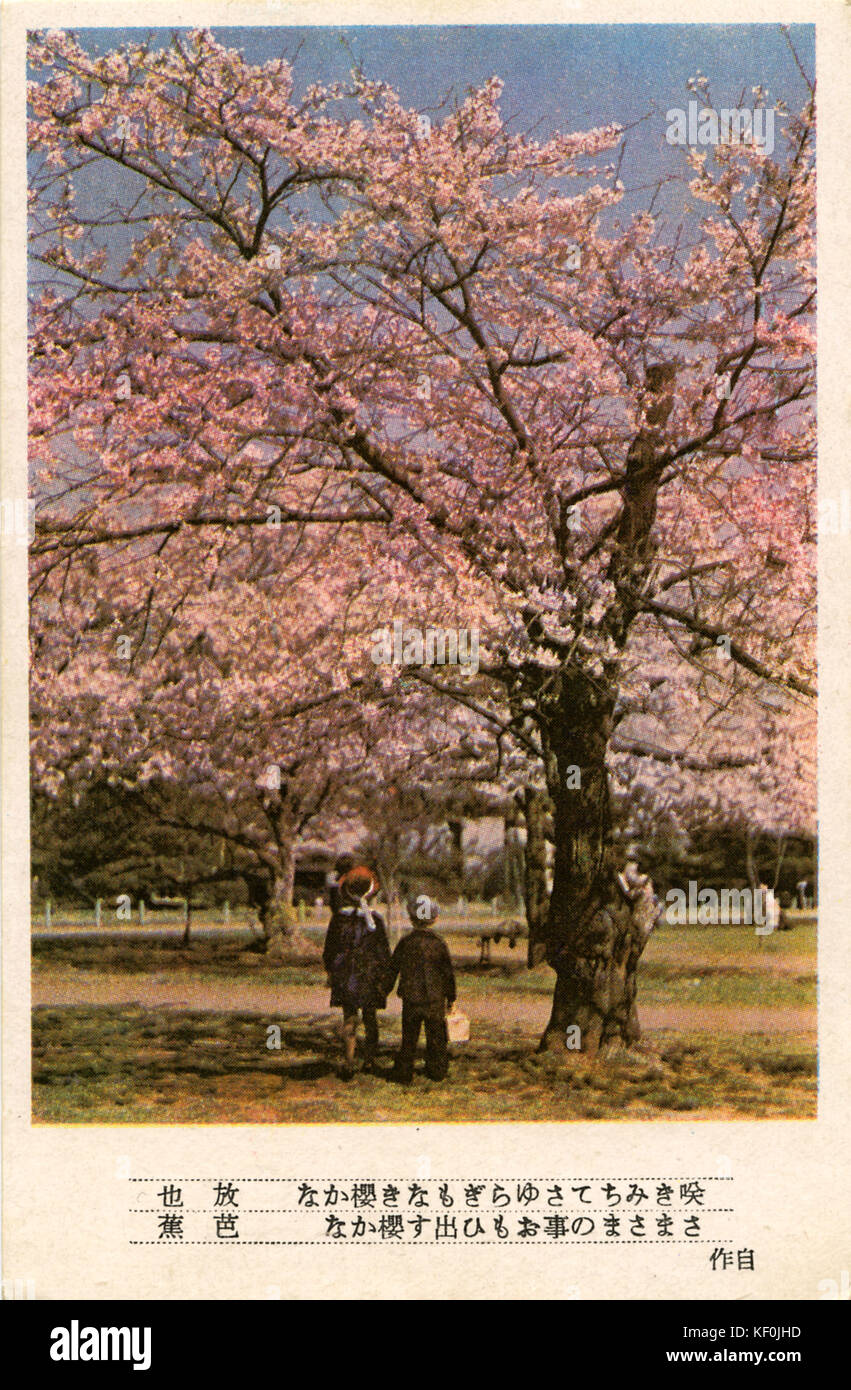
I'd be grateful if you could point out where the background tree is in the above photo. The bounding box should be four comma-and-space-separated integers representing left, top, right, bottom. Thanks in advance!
31, 780, 234, 914
29, 29, 816, 1052
30, 514, 402, 953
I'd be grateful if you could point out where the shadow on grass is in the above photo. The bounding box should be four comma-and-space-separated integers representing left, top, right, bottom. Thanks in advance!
33, 1006, 345, 1085
31, 1005, 818, 1123
278, 1058, 338, 1081
32, 937, 326, 981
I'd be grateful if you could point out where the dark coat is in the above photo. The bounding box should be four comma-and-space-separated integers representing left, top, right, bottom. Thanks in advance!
386, 927, 456, 1015
323, 906, 391, 1010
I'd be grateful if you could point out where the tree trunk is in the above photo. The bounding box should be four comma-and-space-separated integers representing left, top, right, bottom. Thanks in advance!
539, 896, 645, 1055
447, 817, 465, 888
524, 788, 551, 967
259, 847, 318, 960
503, 813, 524, 913
744, 826, 759, 892
533, 369, 679, 1054
377, 868, 401, 946
536, 675, 650, 1055
772, 834, 787, 893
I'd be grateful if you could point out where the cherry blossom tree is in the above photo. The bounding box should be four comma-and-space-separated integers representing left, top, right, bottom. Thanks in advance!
29, 28, 816, 1052
30, 458, 500, 953
30, 522, 380, 950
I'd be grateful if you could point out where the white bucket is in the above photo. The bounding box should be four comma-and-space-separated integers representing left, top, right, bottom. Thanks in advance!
446, 1007, 470, 1043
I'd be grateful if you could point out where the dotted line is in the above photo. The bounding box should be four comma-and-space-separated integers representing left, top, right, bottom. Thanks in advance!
129, 1238, 727, 1246
129, 1176, 734, 1183
129, 1207, 735, 1214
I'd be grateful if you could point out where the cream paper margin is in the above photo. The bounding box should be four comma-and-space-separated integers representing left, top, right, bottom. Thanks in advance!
2, 0, 848, 1302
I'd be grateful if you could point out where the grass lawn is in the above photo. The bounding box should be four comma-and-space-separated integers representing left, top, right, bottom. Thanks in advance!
32, 1005, 816, 1123
32, 919, 817, 1010
31, 917, 816, 1123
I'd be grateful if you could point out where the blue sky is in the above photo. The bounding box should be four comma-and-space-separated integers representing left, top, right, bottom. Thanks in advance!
31, 24, 815, 288
62, 24, 814, 226
73, 24, 814, 126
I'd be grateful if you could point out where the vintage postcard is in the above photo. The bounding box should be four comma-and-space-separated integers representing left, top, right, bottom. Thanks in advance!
2, 0, 850, 1304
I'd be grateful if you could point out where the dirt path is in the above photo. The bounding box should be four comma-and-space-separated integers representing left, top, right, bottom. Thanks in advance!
32, 969, 816, 1036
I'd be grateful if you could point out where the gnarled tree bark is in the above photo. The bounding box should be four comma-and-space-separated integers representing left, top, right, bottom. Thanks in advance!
535, 671, 651, 1054
247, 846, 318, 959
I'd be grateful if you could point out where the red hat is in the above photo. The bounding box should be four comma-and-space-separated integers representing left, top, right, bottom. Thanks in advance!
340, 866, 378, 902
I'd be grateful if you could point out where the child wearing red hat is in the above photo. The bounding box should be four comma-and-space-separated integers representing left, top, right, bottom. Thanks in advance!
322, 866, 391, 1079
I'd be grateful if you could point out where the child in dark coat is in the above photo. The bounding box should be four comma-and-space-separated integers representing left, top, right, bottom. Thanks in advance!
322, 866, 391, 1078
386, 893, 456, 1084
